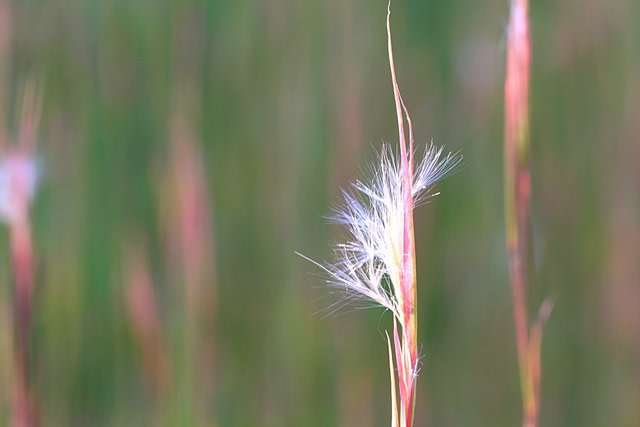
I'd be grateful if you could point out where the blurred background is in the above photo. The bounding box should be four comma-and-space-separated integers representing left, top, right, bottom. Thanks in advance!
0, 0, 639, 425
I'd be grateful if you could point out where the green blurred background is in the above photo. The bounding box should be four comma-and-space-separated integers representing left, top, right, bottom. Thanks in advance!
1, 0, 639, 425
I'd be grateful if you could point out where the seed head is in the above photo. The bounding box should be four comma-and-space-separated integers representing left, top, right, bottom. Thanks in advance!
303, 143, 460, 320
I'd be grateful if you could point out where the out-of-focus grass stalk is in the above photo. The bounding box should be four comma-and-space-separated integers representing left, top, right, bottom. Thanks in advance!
160, 99, 216, 425
3, 83, 42, 427
124, 242, 171, 417
0, 0, 11, 412
503, 1, 552, 426
0, 0, 10, 146
163, 6, 216, 421
10, 200, 35, 427
504, 0, 531, 414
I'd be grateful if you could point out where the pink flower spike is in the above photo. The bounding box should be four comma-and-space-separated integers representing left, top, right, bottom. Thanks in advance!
0, 152, 39, 225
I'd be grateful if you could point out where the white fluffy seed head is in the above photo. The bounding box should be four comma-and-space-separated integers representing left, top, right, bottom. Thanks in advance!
307, 143, 461, 320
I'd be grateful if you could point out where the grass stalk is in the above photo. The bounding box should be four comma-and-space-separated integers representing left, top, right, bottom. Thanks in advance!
503, 1, 552, 425
161, 99, 215, 424
302, 4, 461, 426
0, 0, 10, 146
124, 242, 171, 408
4, 84, 42, 427
386, 5, 418, 424
11, 215, 35, 427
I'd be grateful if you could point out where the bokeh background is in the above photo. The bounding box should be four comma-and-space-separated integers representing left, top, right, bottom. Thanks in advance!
0, 0, 639, 425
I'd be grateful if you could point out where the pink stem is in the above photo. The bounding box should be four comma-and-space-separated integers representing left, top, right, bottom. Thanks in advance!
11, 217, 37, 427
505, 0, 541, 425
387, 5, 418, 425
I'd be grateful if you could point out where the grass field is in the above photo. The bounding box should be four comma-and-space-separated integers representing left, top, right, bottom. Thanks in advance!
1, 0, 639, 425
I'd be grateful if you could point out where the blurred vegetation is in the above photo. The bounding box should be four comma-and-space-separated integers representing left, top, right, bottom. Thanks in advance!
0, 0, 638, 425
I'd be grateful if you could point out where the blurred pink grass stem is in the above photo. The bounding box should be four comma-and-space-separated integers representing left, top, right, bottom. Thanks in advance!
1, 82, 41, 427
10, 213, 35, 427
164, 107, 215, 316
159, 100, 217, 423
124, 243, 171, 399
504, 1, 552, 425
